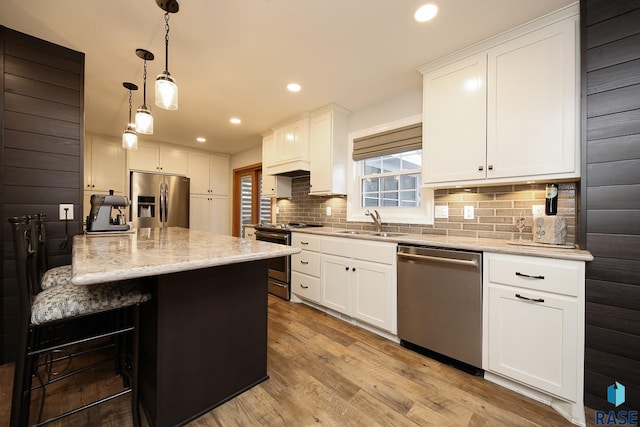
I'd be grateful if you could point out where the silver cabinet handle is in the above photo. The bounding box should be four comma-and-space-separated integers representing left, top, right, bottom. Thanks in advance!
397, 252, 478, 268
515, 272, 545, 280
516, 293, 544, 303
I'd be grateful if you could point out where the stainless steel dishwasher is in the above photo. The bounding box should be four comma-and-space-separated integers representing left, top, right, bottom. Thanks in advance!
397, 245, 482, 370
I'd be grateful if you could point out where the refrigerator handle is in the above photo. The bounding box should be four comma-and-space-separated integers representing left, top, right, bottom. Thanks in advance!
159, 182, 166, 223
164, 182, 169, 224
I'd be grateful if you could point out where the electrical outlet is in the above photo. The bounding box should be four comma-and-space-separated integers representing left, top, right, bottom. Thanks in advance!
463, 205, 474, 220
326, 206, 332, 216
434, 206, 449, 219
532, 205, 545, 217
275, 206, 280, 214
59, 204, 74, 220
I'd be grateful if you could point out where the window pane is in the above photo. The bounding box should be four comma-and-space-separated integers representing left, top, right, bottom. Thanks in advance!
362, 177, 379, 193
364, 158, 381, 175
382, 176, 398, 192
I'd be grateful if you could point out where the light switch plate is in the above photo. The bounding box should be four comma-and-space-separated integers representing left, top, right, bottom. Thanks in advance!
59, 204, 74, 220
463, 205, 474, 220
434, 206, 448, 219
326, 206, 332, 216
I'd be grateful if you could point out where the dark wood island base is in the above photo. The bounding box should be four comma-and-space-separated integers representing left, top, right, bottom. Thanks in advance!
139, 259, 269, 427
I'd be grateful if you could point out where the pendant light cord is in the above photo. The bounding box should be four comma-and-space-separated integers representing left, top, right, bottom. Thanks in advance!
164, 12, 170, 73
143, 59, 147, 105
128, 89, 133, 122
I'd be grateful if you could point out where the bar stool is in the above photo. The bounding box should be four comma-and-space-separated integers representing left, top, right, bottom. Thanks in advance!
8, 216, 151, 427
32, 214, 72, 291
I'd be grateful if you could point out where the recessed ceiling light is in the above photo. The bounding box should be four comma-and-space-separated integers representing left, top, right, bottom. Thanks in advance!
287, 83, 301, 92
415, 2, 439, 22
230, 117, 241, 124
196, 137, 206, 143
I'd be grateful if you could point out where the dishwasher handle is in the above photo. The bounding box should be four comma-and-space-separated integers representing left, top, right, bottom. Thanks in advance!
397, 251, 479, 268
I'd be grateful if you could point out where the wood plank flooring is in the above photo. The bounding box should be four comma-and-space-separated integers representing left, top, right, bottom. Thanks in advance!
0, 295, 599, 426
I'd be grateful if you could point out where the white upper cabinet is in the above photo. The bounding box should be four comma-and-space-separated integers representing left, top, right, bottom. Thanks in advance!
422, 54, 487, 184
486, 18, 577, 179
420, 9, 579, 187
128, 141, 189, 176
84, 136, 125, 194
188, 151, 230, 195
309, 104, 351, 195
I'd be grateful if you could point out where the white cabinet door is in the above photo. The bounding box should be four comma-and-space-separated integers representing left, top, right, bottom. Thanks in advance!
321, 254, 351, 315
188, 152, 211, 194
486, 18, 577, 179
352, 260, 395, 333
262, 133, 275, 170
159, 145, 188, 175
86, 137, 125, 193
189, 194, 211, 232
209, 155, 229, 195
309, 106, 350, 195
128, 142, 160, 172
422, 54, 487, 184
189, 194, 230, 234
488, 284, 577, 400
262, 175, 291, 198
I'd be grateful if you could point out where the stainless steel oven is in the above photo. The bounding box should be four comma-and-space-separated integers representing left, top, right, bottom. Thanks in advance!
254, 222, 321, 300
254, 229, 290, 285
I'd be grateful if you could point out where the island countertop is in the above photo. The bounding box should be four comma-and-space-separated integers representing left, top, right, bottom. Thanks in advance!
72, 227, 300, 285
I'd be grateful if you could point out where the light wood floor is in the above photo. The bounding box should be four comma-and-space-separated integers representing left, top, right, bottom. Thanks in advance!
0, 295, 598, 426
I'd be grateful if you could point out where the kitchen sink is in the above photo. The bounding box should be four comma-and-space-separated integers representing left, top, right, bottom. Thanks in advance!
335, 230, 407, 237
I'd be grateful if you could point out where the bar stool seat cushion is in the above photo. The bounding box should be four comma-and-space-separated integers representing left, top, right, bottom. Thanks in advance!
31, 280, 151, 326
41, 265, 73, 290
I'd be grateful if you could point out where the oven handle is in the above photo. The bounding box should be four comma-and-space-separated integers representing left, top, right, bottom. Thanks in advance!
255, 231, 290, 244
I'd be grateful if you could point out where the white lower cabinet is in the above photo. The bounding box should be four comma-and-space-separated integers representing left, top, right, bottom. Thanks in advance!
484, 252, 585, 425
189, 194, 230, 235
292, 234, 397, 335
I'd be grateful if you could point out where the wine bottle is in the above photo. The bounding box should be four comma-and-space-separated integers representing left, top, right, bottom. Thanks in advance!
545, 183, 558, 215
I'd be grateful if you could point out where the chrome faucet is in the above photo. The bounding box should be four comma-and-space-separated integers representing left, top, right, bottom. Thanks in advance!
365, 209, 382, 232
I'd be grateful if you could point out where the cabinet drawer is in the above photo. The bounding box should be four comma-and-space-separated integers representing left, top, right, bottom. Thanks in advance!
292, 233, 322, 252
292, 251, 320, 276
291, 271, 320, 303
352, 240, 396, 265
487, 253, 581, 296
321, 236, 351, 257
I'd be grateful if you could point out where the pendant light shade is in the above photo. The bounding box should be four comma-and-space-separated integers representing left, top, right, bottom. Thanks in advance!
155, 0, 179, 110
122, 82, 138, 150
135, 49, 154, 134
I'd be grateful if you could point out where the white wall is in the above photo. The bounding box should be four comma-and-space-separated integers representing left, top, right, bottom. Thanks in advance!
230, 144, 262, 171
348, 89, 422, 133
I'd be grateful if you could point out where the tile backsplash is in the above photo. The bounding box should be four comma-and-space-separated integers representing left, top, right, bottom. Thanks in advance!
276, 176, 577, 243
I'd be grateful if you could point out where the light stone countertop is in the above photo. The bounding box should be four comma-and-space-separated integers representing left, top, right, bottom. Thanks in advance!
293, 227, 594, 262
72, 227, 300, 285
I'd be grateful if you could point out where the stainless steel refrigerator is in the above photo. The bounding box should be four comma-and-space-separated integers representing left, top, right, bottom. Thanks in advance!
130, 171, 190, 228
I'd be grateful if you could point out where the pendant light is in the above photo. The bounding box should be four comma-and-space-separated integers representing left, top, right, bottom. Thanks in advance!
135, 48, 155, 134
122, 82, 139, 150
155, 0, 179, 110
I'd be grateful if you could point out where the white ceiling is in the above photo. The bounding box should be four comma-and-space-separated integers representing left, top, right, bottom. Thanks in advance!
0, 0, 575, 155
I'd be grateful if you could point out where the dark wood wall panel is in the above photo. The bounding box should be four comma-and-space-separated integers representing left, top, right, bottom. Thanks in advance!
586, 33, 640, 72
587, 109, 640, 140
4, 55, 81, 90
587, 134, 640, 163
586, 184, 640, 210
585, 7, 640, 48
4, 129, 79, 156
585, 0, 640, 25
582, 0, 640, 411
587, 84, 640, 117
587, 59, 640, 94
1, 26, 84, 363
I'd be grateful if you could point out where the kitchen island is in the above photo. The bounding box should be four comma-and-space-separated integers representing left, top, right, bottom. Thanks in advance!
72, 227, 300, 427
